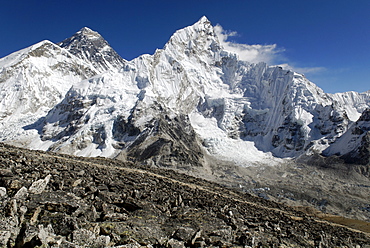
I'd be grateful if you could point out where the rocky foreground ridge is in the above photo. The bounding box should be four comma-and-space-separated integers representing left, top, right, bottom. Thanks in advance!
0, 143, 369, 247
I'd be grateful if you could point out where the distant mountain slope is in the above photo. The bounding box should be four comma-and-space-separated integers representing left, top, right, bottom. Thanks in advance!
0, 40, 98, 148
323, 108, 370, 164
0, 27, 125, 149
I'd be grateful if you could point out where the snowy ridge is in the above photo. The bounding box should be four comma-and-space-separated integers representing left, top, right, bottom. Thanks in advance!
38, 70, 141, 157
330, 91, 370, 121
0, 40, 98, 146
0, 16, 370, 166
322, 108, 370, 164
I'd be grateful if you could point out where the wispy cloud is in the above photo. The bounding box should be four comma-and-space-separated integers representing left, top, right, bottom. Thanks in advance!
214, 24, 284, 64
214, 24, 326, 76
278, 63, 326, 75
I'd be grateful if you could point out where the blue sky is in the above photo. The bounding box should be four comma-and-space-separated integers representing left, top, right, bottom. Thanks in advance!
0, 0, 369, 93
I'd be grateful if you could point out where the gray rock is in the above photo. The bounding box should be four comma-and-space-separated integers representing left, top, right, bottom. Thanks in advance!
28, 174, 51, 194
191, 229, 202, 245
167, 238, 185, 248
72, 228, 110, 247
172, 227, 195, 242
95, 235, 111, 247
103, 212, 128, 221
72, 228, 96, 246
37, 224, 62, 246
113, 239, 141, 248
22, 224, 39, 245
13, 186, 28, 200
0, 231, 11, 247
0, 187, 7, 197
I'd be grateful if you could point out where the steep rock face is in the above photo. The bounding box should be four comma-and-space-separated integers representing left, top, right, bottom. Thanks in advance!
122, 113, 204, 168
193, 58, 355, 158
58, 27, 126, 72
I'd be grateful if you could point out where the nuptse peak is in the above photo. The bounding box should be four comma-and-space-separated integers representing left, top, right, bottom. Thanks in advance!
0, 16, 369, 166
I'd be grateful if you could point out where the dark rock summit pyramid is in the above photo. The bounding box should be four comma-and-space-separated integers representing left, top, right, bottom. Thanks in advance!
58, 27, 126, 72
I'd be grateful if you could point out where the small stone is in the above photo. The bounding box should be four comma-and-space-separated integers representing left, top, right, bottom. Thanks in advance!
30, 206, 42, 225
29, 174, 51, 194
19, 205, 28, 214
23, 224, 39, 245
0, 231, 11, 247
38, 224, 56, 244
77, 170, 85, 176
191, 229, 202, 245
72, 179, 83, 187
9, 180, 23, 190
167, 238, 185, 248
95, 235, 111, 247
173, 227, 195, 242
72, 228, 96, 246
0, 187, 7, 197
84, 206, 99, 222
103, 212, 128, 221
14, 186, 28, 200
117, 238, 141, 248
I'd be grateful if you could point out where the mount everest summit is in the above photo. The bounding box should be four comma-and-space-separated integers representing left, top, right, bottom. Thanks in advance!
0, 16, 370, 167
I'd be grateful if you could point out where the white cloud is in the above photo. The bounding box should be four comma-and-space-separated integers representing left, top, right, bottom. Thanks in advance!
278, 63, 326, 75
214, 24, 283, 64
214, 24, 326, 75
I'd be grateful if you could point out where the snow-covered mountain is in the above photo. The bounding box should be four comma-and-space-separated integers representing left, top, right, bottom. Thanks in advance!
0, 16, 369, 167
0, 40, 98, 148
58, 27, 126, 72
323, 108, 370, 164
